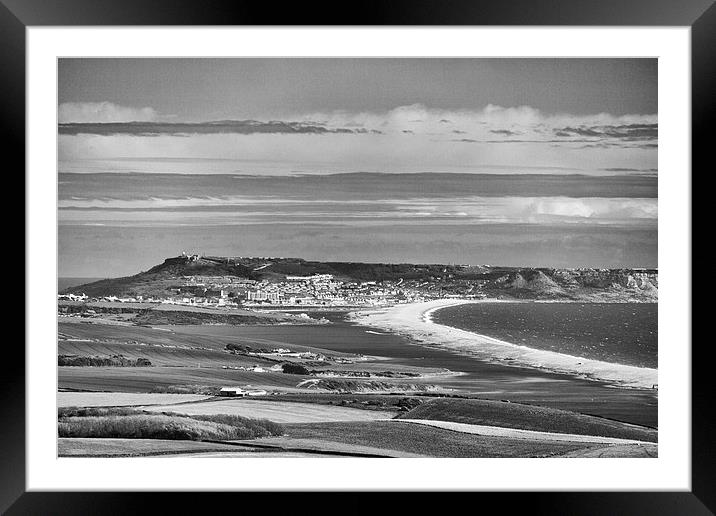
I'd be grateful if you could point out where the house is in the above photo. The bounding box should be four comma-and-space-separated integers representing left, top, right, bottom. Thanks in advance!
219, 387, 248, 397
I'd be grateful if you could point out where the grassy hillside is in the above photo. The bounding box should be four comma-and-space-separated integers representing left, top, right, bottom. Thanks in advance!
58, 406, 283, 440
397, 398, 657, 442
61, 256, 258, 297
283, 421, 591, 458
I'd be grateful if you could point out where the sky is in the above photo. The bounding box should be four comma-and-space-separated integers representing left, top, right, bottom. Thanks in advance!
57, 58, 657, 277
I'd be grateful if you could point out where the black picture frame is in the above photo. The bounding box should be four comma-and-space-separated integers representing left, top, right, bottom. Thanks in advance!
5, 0, 710, 512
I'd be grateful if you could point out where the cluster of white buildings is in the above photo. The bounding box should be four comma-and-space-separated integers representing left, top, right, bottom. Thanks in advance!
241, 274, 421, 307
60, 273, 430, 310
163, 272, 427, 308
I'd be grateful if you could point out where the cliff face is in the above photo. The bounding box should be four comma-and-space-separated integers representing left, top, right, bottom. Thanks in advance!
485, 268, 658, 301
556, 269, 658, 290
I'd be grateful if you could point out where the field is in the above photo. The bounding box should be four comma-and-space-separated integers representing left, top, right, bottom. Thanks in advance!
226, 437, 426, 457
280, 421, 598, 458
58, 339, 276, 369
59, 321, 357, 358
58, 392, 210, 407
57, 320, 449, 395
56, 317, 658, 458
397, 398, 658, 442
59, 367, 314, 393
248, 393, 423, 412
142, 399, 398, 423
58, 438, 271, 457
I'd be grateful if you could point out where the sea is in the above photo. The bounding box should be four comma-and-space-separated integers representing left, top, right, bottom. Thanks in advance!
432, 302, 657, 369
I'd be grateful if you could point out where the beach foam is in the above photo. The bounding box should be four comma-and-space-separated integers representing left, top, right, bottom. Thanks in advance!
350, 300, 658, 389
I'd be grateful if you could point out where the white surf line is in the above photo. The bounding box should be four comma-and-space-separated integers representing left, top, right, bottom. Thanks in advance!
351, 300, 658, 389
390, 419, 655, 445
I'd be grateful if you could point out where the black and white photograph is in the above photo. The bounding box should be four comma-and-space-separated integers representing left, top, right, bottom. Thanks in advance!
56, 57, 660, 459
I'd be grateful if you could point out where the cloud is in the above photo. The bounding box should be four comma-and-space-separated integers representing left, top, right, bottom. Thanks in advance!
58, 120, 364, 136
515, 197, 657, 221
58, 194, 657, 228
392, 196, 656, 224
57, 102, 658, 148
297, 103, 656, 145
554, 123, 657, 140
58, 102, 158, 123
58, 102, 658, 175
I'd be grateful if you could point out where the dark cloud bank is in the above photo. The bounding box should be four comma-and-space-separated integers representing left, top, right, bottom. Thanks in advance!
58, 120, 384, 136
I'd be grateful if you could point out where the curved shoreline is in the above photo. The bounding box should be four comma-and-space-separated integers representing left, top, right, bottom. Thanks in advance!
349, 299, 658, 389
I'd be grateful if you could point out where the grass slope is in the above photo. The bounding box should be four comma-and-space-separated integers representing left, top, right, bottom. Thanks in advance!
398, 398, 657, 442
58, 406, 283, 440
283, 421, 591, 458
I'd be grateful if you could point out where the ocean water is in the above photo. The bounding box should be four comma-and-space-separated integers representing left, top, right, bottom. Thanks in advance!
433, 302, 657, 369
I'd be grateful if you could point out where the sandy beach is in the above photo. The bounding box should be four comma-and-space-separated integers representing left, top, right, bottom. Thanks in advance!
350, 300, 658, 389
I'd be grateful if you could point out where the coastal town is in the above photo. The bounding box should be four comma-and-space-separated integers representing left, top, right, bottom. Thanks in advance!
60, 272, 440, 308
59, 253, 659, 310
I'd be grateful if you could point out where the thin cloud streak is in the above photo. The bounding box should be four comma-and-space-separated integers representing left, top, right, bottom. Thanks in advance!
58, 102, 158, 123
58, 195, 657, 229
